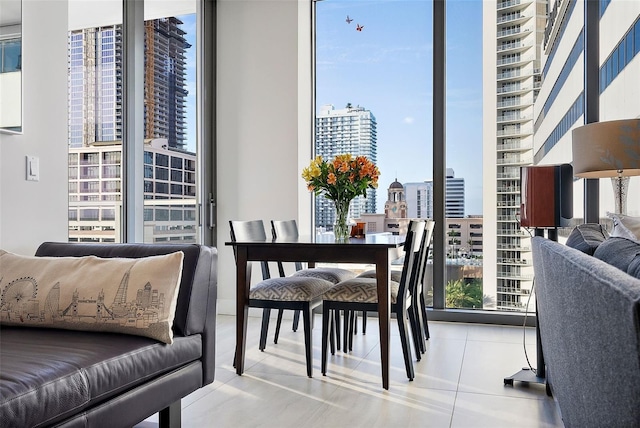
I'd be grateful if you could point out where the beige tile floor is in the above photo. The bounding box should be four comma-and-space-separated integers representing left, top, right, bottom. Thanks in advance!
139, 314, 563, 428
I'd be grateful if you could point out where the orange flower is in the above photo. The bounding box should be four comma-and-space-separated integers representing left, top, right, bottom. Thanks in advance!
327, 172, 337, 185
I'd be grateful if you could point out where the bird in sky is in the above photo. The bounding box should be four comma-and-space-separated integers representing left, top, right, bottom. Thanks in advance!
346, 15, 353, 24
356, 24, 364, 32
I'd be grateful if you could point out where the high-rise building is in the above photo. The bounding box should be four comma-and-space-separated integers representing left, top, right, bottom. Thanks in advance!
404, 169, 465, 219
315, 104, 378, 227
482, 0, 547, 311
68, 139, 197, 244
68, 17, 189, 149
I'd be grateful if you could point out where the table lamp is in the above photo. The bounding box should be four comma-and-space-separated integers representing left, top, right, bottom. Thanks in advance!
572, 119, 640, 215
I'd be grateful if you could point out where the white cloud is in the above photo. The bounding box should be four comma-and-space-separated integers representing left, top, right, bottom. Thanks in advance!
403, 117, 415, 124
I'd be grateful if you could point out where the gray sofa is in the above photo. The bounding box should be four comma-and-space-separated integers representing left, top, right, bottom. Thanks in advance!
532, 236, 640, 427
0, 242, 217, 428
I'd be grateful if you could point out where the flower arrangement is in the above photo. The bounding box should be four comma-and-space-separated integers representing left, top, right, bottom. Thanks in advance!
302, 154, 379, 240
302, 154, 380, 200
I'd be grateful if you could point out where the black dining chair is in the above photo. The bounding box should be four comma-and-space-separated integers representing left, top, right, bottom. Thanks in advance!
229, 220, 335, 377
353, 220, 434, 359
412, 220, 435, 353
320, 219, 426, 381
269, 220, 356, 345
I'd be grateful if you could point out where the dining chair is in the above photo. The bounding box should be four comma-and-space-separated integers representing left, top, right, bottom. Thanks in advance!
320, 219, 426, 381
413, 220, 435, 353
353, 220, 434, 359
269, 220, 357, 346
229, 220, 335, 377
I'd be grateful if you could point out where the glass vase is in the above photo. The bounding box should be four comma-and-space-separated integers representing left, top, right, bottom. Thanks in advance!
333, 198, 351, 242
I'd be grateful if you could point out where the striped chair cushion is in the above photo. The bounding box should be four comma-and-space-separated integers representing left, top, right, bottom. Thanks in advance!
249, 276, 333, 301
292, 267, 356, 284
323, 277, 400, 304
357, 269, 403, 283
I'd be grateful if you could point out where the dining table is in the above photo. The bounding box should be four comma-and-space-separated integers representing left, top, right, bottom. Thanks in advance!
225, 232, 406, 390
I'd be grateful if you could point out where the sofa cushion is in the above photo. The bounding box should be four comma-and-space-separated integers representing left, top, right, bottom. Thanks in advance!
0, 326, 201, 428
592, 237, 640, 273
565, 223, 609, 255
628, 255, 640, 280
608, 213, 640, 243
0, 250, 183, 344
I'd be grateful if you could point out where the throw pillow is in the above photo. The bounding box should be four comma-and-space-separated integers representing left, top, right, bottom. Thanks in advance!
607, 212, 640, 243
592, 237, 640, 273
0, 250, 184, 344
565, 223, 609, 255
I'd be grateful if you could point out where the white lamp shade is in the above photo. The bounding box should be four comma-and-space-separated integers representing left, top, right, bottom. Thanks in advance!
572, 119, 640, 178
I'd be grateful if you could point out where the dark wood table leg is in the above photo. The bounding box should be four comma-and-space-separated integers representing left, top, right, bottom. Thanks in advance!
235, 247, 250, 375
376, 250, 391, 390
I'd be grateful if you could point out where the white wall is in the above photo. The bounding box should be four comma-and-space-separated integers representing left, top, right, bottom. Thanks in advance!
0, 0, 69, 255
215, 0, 313, 315
0, 0, 313, 315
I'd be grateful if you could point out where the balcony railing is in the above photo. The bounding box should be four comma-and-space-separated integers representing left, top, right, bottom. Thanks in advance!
497, 41, 528, 52
498, 258, 531, 265
496, 70, 522, 80
497, 114, 532, 123
497, 141, 532, 150
497, 272, 534, 280
497, 186, 521, 193
497, 55, 534, 66
497, 27, 532, 38
498, 13, 522, 24
496, 156, 532, 165
496, 127, 533, 136
497, 0, 521, 10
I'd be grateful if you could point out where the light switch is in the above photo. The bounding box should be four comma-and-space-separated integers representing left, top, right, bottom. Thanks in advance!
26, 155, 39, 181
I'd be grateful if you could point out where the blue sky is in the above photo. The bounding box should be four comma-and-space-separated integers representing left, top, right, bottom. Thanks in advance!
316, 0, 483, 215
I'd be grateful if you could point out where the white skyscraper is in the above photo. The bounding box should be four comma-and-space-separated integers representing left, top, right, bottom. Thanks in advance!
482, 0, 547, 311
315, 104, 378, 228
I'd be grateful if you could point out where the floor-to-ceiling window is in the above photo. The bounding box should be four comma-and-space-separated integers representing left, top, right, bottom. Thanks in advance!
67, 0, 206, 245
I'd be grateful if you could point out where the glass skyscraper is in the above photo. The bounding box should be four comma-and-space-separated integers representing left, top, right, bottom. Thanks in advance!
68, 17, 189, 149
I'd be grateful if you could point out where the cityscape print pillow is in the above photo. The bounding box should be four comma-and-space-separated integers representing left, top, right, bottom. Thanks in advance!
0, 250, 184, 344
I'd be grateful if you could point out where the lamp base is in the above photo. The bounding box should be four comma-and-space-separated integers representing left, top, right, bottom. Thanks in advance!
612, 176, 630, 215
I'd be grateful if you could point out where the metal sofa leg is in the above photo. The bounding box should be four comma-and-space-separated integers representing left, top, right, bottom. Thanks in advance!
159, 400, 181, 428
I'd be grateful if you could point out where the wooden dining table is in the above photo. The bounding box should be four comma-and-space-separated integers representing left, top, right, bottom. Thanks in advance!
225, 232, 406, 390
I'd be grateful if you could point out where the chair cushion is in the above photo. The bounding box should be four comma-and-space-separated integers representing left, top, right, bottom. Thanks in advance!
356, 269, 403, 282
249, 277, 333, 301
0, 250, 184, 344
323, 277, 400, 304
0, 326, 201, 428
292, 267, 356, 284
565, 223, 609, 255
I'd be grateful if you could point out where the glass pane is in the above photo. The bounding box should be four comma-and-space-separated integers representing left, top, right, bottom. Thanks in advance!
67, 1, 123, 243
315, 0, 432, 277
142, 2, 198, 244
443, 1, 485, 310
